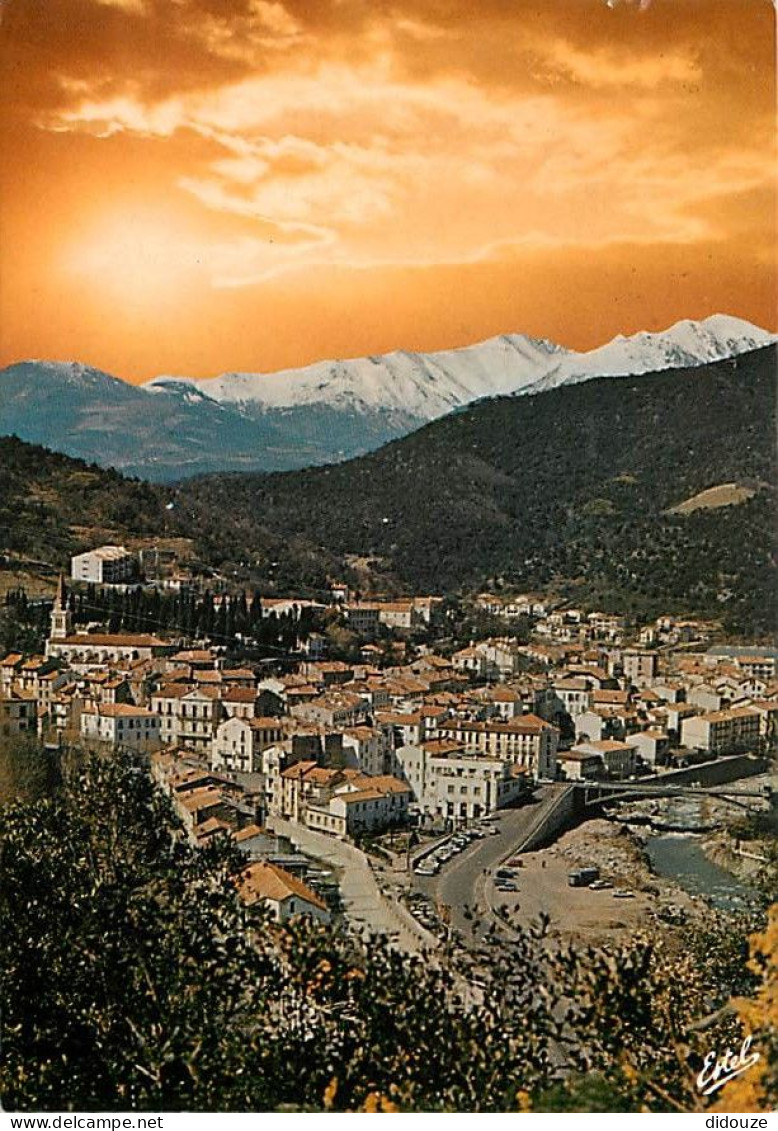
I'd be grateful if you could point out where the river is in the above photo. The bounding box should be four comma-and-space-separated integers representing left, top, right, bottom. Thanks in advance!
645, 832, 758, 913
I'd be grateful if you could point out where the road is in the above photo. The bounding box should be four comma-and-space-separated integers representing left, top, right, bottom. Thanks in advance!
268, 815, 436, 953
412, 787, 563, 946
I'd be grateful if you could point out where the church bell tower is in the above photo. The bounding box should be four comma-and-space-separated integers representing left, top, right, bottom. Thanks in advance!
50, 574, 72, 642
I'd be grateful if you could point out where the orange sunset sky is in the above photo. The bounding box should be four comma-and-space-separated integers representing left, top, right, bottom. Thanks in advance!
0, 0, 775, 382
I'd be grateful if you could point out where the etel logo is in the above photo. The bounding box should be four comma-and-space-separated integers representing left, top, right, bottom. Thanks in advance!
697, 1035, 761, 1096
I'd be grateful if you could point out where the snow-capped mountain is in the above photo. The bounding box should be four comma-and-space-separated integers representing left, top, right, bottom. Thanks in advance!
146, 332, 565, 419
145, 315, 774, 421
523, 315, 775, 395
1, 315, 774, 481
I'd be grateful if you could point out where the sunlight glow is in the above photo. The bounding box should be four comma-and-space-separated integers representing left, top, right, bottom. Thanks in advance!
62, 209, 207, 310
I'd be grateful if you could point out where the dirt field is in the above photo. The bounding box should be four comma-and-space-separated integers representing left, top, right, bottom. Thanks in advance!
490, 819, 698, 944
668, 481, 757, 515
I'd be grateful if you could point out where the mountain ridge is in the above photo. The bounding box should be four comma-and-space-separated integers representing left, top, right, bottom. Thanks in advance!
1, 314, 774, 481
1, 345, 776, 635
177, 344, 777, 634
145, 313, 773, 416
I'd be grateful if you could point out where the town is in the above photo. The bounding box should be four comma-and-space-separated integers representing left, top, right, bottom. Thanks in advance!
1, 541, 775, 941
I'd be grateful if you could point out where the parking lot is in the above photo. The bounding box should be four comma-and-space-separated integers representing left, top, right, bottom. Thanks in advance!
413, 819, 500, 877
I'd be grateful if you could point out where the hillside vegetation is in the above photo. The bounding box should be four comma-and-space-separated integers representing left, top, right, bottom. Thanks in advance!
0, 438, 172, 565
180, 346, 777, 633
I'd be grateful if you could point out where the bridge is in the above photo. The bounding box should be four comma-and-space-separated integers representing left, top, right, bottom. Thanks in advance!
574, 779, 774, 811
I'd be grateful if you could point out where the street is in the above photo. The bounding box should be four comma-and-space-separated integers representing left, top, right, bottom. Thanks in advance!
412, 787, 560, 945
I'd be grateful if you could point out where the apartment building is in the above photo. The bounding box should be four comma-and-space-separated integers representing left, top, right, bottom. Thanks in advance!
680, 707, 761, 754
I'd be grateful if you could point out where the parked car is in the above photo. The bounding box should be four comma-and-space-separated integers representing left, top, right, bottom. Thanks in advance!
589, 879, 613, 890
613, 889, 635, 899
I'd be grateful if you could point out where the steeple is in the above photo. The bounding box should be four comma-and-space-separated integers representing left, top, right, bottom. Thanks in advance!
50, 574, 72, 642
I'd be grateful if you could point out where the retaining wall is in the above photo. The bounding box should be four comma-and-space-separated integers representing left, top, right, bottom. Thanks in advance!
640, 754, 769, 789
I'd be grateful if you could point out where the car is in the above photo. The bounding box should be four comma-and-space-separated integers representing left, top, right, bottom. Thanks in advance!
415, 864, 438, 877
589, 879, 613, 890
495, 868, 515, 880
613, 889, 635, 899
495, 882, 518, 892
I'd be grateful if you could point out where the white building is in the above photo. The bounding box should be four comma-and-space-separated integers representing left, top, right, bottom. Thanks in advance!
552, 677, 593, 720
150, 685, 222, 755
342, 725, 389, 776
290, 691, 366, 729
237, 861, 330, 924
570, 740, 636, 779
435, 714, 558, 780
71, 545, 136, 585
393, 740, 525, 822
474, 639, 523, 679
687, 684, 724, 713
452, 647, 493, 679
556, 750, 603, 781
80, 703, 161, 752
680, 707, 761, 755
622, 649, 659, 686
307, 776, 412, 837
476, 685, 523, 720
625, 729, 670, 767
212, 716, 284, 774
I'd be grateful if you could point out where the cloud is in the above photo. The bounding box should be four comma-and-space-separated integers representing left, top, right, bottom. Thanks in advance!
0, 0, 773, 363
530, 36, 700, 90
34, 36, 774, 291
92, 0, 148, 12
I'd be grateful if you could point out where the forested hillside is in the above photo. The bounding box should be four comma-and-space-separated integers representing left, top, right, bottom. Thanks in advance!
180, 346, 777, 633
0, 437, 171, 564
